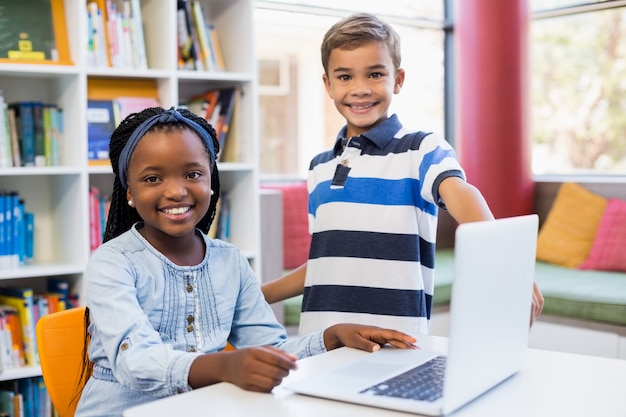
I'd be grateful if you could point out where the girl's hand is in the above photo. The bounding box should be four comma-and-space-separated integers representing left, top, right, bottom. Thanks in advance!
189, 346, 297, 392
323, 324, 418, 352
223, 346, 298, 392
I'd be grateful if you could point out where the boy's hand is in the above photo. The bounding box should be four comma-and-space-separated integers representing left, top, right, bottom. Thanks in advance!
323, 324, 417, 352
222, 346, 298, 392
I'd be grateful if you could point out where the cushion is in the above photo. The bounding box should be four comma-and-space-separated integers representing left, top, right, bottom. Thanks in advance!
578, 198, 626, 272
535, 260, 626, 325
536, 182, 607, 268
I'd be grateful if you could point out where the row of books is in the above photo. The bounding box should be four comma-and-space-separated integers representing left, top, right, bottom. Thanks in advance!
0, 280, 77, 373
87, 0, 147, 70
0, 94, 63, 169
0, 376, 51, 417
0, 191, 34, 270
177, 0, 226, 72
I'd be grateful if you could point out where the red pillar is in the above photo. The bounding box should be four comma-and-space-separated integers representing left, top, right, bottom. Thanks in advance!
454, 0, 534, 218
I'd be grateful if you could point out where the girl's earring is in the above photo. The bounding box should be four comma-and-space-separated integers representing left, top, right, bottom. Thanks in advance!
128, 200, 134, 207
210, 190, 215, 196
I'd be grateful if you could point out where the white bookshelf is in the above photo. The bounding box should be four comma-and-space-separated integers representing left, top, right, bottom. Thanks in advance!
0, 0, 260, 382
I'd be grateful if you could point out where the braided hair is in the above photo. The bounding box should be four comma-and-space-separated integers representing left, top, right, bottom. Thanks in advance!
77, 107, 221, 406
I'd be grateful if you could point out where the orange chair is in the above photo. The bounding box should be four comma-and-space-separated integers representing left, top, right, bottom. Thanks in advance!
36, 306, 88, 417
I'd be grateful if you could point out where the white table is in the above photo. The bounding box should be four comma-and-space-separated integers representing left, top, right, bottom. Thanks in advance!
124, 336, 626, 416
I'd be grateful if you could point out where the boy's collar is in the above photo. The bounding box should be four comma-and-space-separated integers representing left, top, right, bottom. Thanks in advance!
333, 114, 402, 155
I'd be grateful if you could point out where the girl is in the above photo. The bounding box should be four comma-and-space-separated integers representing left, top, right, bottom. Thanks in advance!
74, 107, 415, 416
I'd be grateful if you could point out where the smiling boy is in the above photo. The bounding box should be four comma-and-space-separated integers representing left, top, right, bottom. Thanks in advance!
262, 13, 543, 337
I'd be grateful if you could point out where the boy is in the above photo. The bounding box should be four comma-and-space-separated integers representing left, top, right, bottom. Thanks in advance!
262, 13, 543, 337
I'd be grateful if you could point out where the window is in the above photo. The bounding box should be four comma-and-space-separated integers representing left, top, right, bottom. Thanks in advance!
255, 1, 446, 178
530, 1, 626, 175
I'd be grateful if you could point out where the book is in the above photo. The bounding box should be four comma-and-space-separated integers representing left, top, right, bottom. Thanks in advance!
7, 192, 19, 269
182, 0, 204, 71
0, 307, 16, 371
9, 102, 36, 167
42, 104, 58, 166
0, 287, 38, 367
36, 376, 51, 417
24, 212, 34, 264
15, 199, 25, 266
89, 187, 102, 252
0, 91, 12, 168
87, 99, 119, 164
6, 107, 21, 168
32, 102, 46, 166
129, 0, 147, 69
18, 378, 35, 417
0, 0, 72, 64
213, 88, 239, 159
177, 0, 199, 70
191, 1, 214, 71
48, 105, 62, 166
0, 306, 24, 368
0, 192, 6, 269
115, 96, 160, 120
208, 24, 226, 71
87, 1, 110, 68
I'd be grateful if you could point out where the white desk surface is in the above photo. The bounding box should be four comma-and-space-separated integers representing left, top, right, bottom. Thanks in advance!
124, 336, 626, 417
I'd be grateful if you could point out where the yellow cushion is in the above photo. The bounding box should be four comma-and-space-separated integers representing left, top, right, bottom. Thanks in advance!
536, 183, 607, 268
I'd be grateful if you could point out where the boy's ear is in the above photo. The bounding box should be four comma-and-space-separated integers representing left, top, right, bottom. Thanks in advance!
394, 68, 406, 94
322, 73, 334, 98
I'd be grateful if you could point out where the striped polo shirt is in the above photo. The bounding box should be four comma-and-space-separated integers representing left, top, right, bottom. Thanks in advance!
298, 114, 465, 337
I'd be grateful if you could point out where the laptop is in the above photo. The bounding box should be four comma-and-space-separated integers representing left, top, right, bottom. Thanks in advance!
284, 214, 539, 416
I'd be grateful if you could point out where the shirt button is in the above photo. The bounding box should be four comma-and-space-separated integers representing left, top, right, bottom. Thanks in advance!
186, 324, 194, 332
341, 159, 349, 166
188, 347, 196, 352
186, 284, 193, 292
120, 342, 129, 350
187, 315, 194, 323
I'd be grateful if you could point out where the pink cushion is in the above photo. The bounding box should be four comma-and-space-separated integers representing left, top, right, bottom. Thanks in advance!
578, 198, 626, 272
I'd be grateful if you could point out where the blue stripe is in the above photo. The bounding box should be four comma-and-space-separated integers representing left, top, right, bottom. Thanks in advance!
309, 230, 435, 267
309, 178, 438, 216
302, 285, 432, 319
419, 146, 457, 185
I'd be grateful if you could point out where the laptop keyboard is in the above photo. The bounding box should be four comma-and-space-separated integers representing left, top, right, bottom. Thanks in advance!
359, 355, 447, 402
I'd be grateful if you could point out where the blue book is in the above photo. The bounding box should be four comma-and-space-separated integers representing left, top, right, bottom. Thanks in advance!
24, 212, 34, 264
11, 193, 21, 266
87, 100, 119, 163
16, 199, 25, 265
8, 191, 19, 268
36, 376, 49, 417
0, 191, 6, 269
18, 377, 34, 417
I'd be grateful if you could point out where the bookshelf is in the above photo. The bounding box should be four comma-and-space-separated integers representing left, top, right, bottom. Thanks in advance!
0, 0, 260, 387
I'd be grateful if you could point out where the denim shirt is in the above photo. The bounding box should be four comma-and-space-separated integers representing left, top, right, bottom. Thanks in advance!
75, 224, 325, 417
